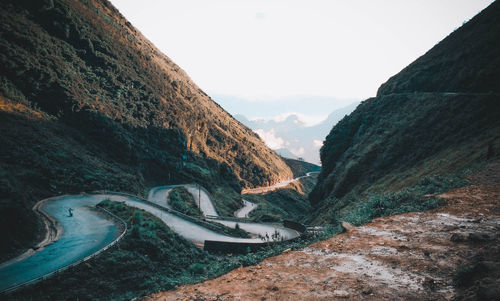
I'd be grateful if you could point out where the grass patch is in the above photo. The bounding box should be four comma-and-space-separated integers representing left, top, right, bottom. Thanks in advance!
210, 187, 243, 217
168, 186, 200, 217
244, 176, 315, 223
308, 172, 469, 226
205, 220, 250, 238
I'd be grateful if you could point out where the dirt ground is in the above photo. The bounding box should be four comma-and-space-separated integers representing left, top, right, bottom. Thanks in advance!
146, 163, 500, 301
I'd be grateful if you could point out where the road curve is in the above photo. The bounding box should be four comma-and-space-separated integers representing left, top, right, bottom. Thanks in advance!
146, 187, 298, 240
0, 195, 121, 292
234, 199, 258, 218
184, 185, 219, 217
97, 194, 264, 244
147, 184, 186, 210
1, 179, 305, 293
148, 184, 219, 217
241, 172, 319, 194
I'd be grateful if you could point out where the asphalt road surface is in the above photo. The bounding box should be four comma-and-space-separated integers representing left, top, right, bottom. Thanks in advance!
0, 195, 120, 292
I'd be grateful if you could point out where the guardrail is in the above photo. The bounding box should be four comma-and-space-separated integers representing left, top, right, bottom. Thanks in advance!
1, 204, 127, 295
92, 190, 239, 238
94, 189, 305, 249
206, 215, 251, 222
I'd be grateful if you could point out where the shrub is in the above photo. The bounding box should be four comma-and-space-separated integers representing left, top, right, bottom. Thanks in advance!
342, 173, 465, 226
168, 187, 199, 217
188, 263, 205, 275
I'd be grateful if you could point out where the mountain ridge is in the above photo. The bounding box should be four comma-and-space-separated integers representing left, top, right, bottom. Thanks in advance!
0, 0, 292, 260
235, 102, 359, 164
310, 1, 500, 212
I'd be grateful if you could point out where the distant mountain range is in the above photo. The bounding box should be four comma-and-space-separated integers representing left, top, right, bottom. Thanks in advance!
235, 102, 359, 164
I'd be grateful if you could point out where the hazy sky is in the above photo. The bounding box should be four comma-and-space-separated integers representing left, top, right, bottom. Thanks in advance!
110, 0, 493, 102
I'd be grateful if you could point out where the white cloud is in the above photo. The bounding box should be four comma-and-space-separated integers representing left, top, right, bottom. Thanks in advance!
271, 112, 328, 126
290, 147, 305, 156
254, 129, 285, 149
111, 0, 493, 100
313, 139, 323, 148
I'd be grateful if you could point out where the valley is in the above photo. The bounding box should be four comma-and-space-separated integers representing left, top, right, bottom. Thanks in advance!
1, 171, 317, 296
0, 0, 498, 300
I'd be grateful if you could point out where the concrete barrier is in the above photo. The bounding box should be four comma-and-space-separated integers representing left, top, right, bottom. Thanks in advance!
204, 240, 269, 253
204, 235, 302, 254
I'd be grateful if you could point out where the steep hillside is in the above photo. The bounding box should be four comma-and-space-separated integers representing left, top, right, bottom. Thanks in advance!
0, 0, 291, 260
282, 158, 321, 178
377, 1, 500, 96
310, 2, 500, 213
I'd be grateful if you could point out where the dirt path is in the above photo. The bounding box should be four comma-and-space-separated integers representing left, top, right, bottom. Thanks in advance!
146, 163, 499, 300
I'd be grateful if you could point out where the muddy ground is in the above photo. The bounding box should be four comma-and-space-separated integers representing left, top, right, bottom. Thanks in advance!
146, 163, 499, 300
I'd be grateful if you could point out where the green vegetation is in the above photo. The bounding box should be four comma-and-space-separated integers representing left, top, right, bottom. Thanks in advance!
168, 186, 200, 217
204, 220, 250, 239
282, 158, 321, 178
307, 172, 469, 225
311, 93, 500, 207
210, 187, 243, 217
0, 0, 292, 260
165, 187, 249, 238
377, 1, 500, 96
9, 200, 336, 300
245, 175, 316, 223
310, 3, 500, 219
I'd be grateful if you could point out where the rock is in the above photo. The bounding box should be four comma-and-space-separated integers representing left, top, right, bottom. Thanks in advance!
477, 278, 500, 300
341, 221, 355, 232
468, 232, 492, 241
450, 233, 467, 242
423, 276, 436, 290
333, 290, 349, 298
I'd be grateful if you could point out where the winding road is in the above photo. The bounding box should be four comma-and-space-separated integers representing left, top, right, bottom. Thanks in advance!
234, 199, 258, 218
0, 196, 121, 292
241, 172, 318, 194
146, 185, 296, 240
0, 175, 312, 293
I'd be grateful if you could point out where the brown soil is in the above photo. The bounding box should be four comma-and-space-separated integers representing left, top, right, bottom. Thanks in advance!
146, 163, 500, 300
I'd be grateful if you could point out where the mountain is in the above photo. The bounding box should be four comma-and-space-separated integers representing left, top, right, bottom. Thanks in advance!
310, 2, 500, 208
274, 148, 298, 160
282, 158, 321, 178
235, 102, 359, 164
0, 0, 292, 260
213, 94, 358, 121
